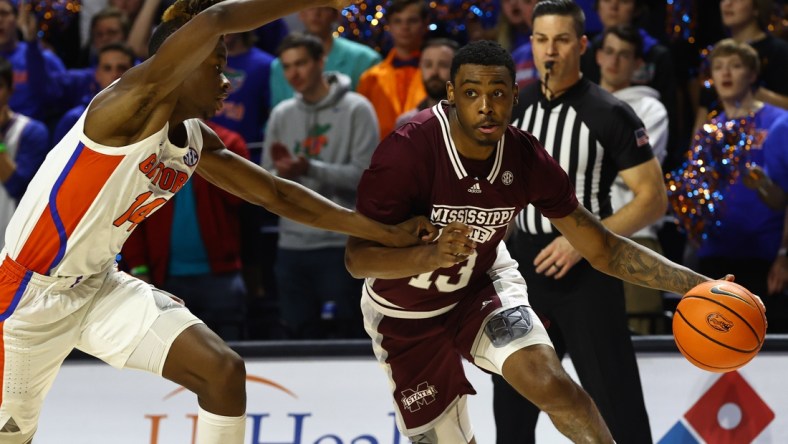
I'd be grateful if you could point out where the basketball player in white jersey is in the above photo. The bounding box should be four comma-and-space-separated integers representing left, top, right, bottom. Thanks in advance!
0, 1, 431, 443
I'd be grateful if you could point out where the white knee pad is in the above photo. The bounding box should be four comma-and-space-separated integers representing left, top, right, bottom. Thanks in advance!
125, 301, 202, 375
407, 396, 473, 443
473, 306, 553, 375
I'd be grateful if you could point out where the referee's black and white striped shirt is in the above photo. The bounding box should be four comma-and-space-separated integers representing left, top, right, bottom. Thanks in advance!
511, 77, 654, 236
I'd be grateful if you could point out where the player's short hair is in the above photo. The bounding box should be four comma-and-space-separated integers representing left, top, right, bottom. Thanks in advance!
98, 42, 137, 65
533, 0, 586, 38
421, 37, 460, 54
276, 32, 324, 60
148, 0, 222, 56
601, 24, 643, 59
708, 38, 761, 76
386, 0, 429, 21
450, 40, 516, 85
0, 56, 12, 89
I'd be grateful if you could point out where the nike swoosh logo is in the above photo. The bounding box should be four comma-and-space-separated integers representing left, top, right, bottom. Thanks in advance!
710, 284, 753, 306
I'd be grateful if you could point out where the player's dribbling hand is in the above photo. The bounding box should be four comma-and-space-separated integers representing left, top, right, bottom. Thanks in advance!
721, 274, 767, 315
431, 221, 476, 269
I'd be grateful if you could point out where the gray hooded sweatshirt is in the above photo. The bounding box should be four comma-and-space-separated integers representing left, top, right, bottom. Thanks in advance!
262, 71, 380, 250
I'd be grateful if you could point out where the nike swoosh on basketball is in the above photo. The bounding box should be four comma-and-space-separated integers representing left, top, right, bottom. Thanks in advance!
710, 284, 752, 305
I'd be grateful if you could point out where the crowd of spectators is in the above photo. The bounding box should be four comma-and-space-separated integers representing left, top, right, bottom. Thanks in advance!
2, 0, 786, 340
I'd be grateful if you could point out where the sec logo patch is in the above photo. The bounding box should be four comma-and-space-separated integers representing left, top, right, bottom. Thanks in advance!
183, 147, 199, 167
502, 171, 513, 185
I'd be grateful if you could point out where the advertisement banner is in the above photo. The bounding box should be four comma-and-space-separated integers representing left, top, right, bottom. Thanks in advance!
36, 353, 788, 443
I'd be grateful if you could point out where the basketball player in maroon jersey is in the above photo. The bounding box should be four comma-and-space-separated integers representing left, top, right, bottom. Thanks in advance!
346, 40, 716, 443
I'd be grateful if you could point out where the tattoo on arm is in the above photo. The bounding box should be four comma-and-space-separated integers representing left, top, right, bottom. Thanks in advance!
606, 233, 705, 294
562, 207, 706, 294
569, 209, 598, 229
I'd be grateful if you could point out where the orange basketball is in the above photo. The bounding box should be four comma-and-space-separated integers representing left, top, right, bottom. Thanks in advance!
673, 280, 767, 373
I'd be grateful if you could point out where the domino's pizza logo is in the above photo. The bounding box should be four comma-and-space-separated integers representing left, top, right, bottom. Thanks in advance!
659, 371, 774, 443
183, 147, 199, 167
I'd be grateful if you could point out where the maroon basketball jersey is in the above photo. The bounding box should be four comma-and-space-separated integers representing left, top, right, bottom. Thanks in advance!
356, 103, 578, 313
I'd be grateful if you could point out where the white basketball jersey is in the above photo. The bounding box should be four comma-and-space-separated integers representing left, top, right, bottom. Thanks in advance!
4, 109, 204, 277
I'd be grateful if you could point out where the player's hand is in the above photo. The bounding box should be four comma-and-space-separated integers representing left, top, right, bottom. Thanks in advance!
397, 215, 439, 243
534, 236, 582, 279
430, 221, 476, 269
378, 217, 439, 248
720, 274, 767, 314
768, 256, 788, 295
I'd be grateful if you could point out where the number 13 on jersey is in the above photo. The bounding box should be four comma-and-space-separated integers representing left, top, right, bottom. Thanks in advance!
409, 253, 477, 292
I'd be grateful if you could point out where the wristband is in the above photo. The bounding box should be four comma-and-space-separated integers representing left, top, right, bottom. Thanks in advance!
0, 142, 7, 154
130, 265, 149, 276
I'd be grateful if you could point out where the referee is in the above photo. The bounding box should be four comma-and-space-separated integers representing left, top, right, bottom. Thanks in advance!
492, 1, 666, 443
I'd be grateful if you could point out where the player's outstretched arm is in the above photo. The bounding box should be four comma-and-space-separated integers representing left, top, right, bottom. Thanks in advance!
86, 0, 350, 142
346, 221, 475, 279
196, 131, 420, 248
551, 205, 708, 295
141, 0, 352, 94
